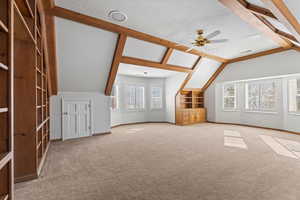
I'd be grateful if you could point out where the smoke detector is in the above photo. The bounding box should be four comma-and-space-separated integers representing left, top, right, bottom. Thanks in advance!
108, 10, 128, 22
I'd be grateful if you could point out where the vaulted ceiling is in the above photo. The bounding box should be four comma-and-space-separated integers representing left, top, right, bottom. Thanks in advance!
46, 0, 300, 95
55, 0, 282, 58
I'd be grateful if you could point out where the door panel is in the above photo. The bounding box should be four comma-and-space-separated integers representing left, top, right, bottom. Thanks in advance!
62, 100, 92, 140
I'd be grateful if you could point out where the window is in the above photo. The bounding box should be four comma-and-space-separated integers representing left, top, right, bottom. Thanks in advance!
151, 87, 163, 109
127, 85, 145, 110
245, 81, 277, 112
223, 83, 237, 110
288, 79, 300, 113
111, 85, 119, 110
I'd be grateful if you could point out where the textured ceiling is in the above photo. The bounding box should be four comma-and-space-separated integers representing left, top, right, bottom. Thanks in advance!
55, 0, 281, 59
117, 63, 184, 78
55, 17, 118, 92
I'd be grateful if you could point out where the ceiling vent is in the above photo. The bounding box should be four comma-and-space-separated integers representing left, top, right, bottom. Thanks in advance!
108, 10, 128, 22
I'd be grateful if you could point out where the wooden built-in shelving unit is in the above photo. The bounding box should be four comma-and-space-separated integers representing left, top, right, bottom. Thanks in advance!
0, 0, 13, 199
13, 0, 50, 183
176, 90, 206, 125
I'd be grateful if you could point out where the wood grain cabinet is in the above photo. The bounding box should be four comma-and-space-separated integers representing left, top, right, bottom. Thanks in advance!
0, 0, 13, 199
176, 90, 206, 125
13, 0, 50, 183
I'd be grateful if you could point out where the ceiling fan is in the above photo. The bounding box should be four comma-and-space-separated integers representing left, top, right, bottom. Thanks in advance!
176, 29, 228, 52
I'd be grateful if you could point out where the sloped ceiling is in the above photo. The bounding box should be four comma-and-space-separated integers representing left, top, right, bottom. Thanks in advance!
55, 17, 118, 92
184, 58, 221, 89
55, 0, 279, 59
167, 50, 199, 68
118, 64, 184, 78
123, 37, 167, 62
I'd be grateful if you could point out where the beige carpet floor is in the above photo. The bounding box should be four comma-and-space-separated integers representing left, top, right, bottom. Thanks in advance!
15, 123, 300, 200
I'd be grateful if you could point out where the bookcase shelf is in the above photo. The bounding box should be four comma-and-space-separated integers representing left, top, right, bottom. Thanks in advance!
14, 0, 35, 18
0, 194, 9, 200
0, 0, 13, 198
176, 89, 206, 125
0, 63, 8, 71
13, 2, 35, 43
0, 20, 8, 33
13, 0, 50, 184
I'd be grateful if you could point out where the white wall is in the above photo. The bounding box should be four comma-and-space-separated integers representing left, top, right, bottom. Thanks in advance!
205, 50, 300, 133
165, 73, 188, 123
51, 18, 117, 139
111, 75, 166, 126
50, 92, 111, 140
185, 58, 221, 89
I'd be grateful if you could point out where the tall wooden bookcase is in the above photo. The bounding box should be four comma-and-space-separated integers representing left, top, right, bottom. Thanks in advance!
13, 0, 50, 183
0, 0, 14, 199
176, 89, 206, 125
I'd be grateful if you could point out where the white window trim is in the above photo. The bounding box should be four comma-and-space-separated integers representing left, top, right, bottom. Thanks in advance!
126, 84, 146, 112
111, 85, 119, 112
222, 83, 238, 111
287, 77, 300, 114
150, 86, 163, 110
245, 80, 278, 113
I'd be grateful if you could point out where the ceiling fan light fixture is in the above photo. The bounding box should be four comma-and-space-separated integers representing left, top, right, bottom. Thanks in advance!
108, 10, 128, 22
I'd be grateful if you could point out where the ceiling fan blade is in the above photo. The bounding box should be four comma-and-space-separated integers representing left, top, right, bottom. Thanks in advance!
209, 39, 229, 43
206, 30, 221, 39
185, 47, 194, 52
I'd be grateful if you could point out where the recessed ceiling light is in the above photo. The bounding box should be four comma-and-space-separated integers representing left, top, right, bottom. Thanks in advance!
108, 10, 128, 22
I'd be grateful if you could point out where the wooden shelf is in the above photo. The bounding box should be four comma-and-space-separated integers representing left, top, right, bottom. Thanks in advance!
14, 0, 34, 18
0, 194, 9, 200
0, 153, 12, 170
36, 67, 41, 73
36, 26, 41, 37
0, 108, 8, 113
14, 2, 35, 43
0, 20, 8, 33
36, 117, 49, 131
36, 47, 41, 56
36, 141, 41, 149
0, 63, 8, 71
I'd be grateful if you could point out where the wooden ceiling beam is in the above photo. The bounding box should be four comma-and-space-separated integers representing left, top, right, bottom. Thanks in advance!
260, 0, 300, 43
245, 1, 277, 19
41, 0, 58, 95
202, 63, 229, 92
218, 0, 292, 48
47, 6, 228, 63
105, 34, 127, 96
161, 48, 173, 65
120, 56, 192, 73
229, 47, 292, 63
258, 15, 299, 44
178, 57, 202, 92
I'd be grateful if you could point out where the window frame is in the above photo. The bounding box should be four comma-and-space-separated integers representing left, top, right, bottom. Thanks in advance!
126, 84, 145, 111
150, 86, 163, 110
111, 85, 119, 111
222, 83, 238, 111
245, 80, 277, 113
288, 78, 300, 115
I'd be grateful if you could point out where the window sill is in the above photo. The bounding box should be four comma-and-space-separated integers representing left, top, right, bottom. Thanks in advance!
126, 109, 146, 112
244, 110, 278, 115
222, 109, 240, 112
150, 108, 163, 111
288, 112, 300, 116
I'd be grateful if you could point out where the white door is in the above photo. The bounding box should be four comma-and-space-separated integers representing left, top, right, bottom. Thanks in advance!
62, 99, 92, 140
